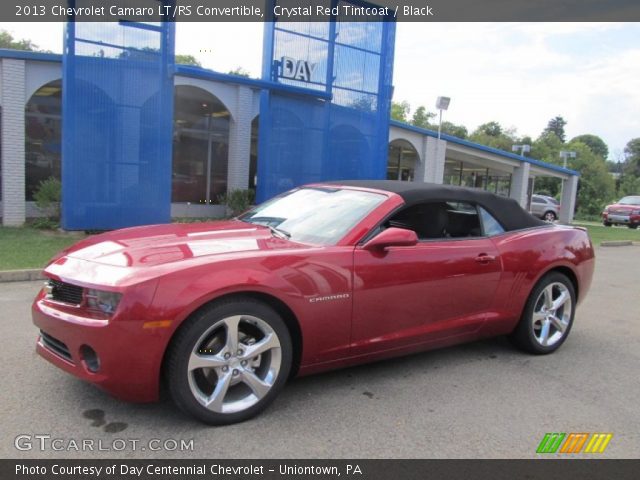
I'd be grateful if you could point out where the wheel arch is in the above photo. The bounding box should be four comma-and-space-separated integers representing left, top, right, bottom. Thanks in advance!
160, 290, 304, 389
536, 264, 580, 302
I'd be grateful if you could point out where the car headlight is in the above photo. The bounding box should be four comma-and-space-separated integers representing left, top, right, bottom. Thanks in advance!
632, 209, 640, 215
86, 289, 122, 315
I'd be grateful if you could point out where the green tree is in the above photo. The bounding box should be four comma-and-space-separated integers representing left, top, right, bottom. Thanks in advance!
566, 141, 616, 216
474, 121, 503, 137
440, 121, 468, 139
623, 138, 640, 177
411, 105, 434, 129
543, 116, 568, 142
391, 101, 410, 122
619, 174, 640, 196
571, 134, 608, 159
175, 54, 201, 66
469, 121, 516, 151
0, 30, 43, 51
228, 67, 250, 78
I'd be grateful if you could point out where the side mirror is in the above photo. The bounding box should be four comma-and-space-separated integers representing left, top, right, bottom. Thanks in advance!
363, 227, 418, 251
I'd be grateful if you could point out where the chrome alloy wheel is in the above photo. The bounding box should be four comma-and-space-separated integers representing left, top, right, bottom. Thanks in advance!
187, 315, 282, 414
531, 282, 573, 347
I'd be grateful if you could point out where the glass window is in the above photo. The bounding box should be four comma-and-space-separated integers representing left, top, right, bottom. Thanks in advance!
479, 207, 505, 236
25, 80, 62, 201
239, 187, 386, 245
172, 86, 229, 204
387, 140, 417, 181
385, 201, 482, 240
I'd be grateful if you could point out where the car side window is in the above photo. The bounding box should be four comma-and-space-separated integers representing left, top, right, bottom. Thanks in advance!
531, 196, 545, 204
478, 207, 505, 236
385, 201, 483, 240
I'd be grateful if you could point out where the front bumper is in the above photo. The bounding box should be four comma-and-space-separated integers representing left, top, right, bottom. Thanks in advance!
603, 213, 640, 226
32, 293, 168, 403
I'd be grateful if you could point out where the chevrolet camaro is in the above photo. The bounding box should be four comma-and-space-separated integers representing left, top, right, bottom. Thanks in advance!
33, 181, 595, 424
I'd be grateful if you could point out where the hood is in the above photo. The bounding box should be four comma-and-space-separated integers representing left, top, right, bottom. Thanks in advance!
606, 203, 640, 212
56, 220, 304, 268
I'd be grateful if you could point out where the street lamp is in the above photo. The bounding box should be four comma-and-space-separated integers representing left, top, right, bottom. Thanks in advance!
512, 144, 531, 156
435, 96, 450, 139
559, 150, 576, 168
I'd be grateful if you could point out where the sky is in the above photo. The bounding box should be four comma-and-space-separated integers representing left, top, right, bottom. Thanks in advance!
2, 21, 639, 160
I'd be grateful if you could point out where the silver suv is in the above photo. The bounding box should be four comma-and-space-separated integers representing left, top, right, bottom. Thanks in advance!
530, 194, 560, 222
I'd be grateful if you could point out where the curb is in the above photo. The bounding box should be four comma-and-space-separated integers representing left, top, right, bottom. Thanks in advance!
0, 269, 45, 283
601, 241, 635, 247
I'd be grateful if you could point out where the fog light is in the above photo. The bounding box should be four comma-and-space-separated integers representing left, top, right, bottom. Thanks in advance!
80, 345, 100, 373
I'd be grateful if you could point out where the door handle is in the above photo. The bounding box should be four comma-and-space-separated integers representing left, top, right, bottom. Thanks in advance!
475, 253, 496, 263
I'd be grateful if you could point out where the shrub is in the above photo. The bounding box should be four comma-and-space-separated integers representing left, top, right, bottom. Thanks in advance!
33, 177, 62, 226
218, 189, 255, 217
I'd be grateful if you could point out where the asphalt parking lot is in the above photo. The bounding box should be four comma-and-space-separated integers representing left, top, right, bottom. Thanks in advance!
1, 246, 638, 459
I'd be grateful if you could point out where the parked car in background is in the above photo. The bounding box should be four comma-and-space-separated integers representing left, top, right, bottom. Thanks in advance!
602, 195, 640, 229
32, 181, 595, 425
530, 194, 560, 222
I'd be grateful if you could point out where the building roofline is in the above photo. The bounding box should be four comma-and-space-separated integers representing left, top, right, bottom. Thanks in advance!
0, 48, 62, 62
390, 119, 580, 177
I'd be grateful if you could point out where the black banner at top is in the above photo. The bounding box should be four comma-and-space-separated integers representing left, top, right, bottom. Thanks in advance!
3, 0, 640, 22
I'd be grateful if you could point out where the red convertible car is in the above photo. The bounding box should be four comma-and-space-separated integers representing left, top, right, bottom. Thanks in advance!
33, 181, 595, 424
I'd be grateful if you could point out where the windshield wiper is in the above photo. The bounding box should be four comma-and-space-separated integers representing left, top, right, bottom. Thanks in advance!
239, 217, 291, 240
264, 224, 291, 240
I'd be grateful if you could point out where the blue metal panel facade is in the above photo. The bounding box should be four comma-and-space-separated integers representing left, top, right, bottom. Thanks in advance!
62, 17, 175, 230
256, 1, 396, 202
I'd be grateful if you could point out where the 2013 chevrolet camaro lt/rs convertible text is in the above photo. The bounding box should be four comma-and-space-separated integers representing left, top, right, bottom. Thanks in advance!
32, 181, 595, 424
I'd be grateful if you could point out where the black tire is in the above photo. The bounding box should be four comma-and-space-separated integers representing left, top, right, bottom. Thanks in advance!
509, 272, 576, 355
628, 224, 638, 229
603, 221, 612, 227
166, 298, 292, 425
543, 211, 557, 222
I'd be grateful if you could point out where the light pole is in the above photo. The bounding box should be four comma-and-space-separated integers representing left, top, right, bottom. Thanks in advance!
436, 96, 450, 139
559, 150, 576, 169
512, 144, 531, 156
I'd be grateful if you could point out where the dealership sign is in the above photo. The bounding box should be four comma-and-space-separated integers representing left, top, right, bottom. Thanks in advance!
278, 56, 317, 82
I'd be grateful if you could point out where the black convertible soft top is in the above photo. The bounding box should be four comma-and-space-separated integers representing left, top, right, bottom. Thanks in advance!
328, 180, 546, 232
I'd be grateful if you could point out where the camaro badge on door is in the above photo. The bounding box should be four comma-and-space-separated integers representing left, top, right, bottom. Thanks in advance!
309, 293, 350, 303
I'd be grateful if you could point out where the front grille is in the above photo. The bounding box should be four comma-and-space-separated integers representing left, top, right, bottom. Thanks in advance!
40, 330, 73, 363
47, 279, 83, 305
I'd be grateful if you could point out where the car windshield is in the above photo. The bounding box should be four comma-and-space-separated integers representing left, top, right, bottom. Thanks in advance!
618, 196, 640, 206
239, 187, 387, 245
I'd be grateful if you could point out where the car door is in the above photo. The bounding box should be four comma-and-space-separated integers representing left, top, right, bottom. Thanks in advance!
530, 196, 544, 217
349, 201, 502, 356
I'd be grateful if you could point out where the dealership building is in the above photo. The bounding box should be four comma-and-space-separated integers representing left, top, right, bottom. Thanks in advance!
0, 45, 579, 228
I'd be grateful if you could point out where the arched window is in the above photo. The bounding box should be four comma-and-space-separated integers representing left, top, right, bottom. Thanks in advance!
387, 139, 418, 181
25, 80, 62, 200
172, 86, 230, 204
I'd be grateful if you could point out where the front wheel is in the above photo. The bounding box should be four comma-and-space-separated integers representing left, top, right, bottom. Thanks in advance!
603, 221, 612, 227
628, 224, 638, 229
166, 298, 292, 425
543, 211, 557, 222
509, 272, 576, 354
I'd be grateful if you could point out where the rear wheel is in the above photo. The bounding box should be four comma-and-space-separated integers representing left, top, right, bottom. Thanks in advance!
166, 298, 292, 425
628, 224, 638, 229
603, 221, 612, 227
509, 272, 576, 354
